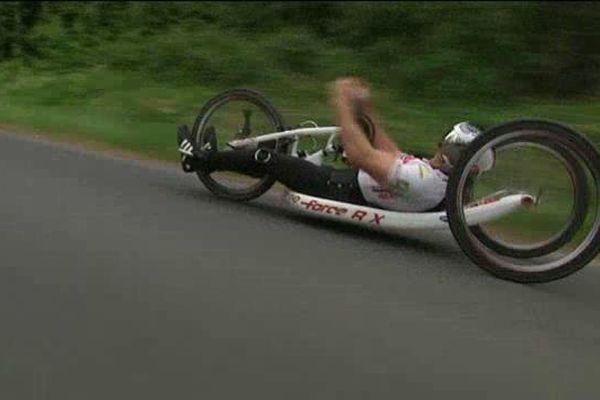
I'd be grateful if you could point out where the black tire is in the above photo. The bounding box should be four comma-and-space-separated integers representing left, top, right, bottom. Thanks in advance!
446, 119, 600, 283
192, 89, 286, 201
357, 114, 376, 144
468, 139, 589, 258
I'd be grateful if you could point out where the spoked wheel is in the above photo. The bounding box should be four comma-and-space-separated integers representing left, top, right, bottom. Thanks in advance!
192, 89, 286, 201
467, 140, 589, 258
446, 120, 600, 283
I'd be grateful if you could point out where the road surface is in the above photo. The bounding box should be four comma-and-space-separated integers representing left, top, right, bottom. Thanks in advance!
1, 131, 599, 399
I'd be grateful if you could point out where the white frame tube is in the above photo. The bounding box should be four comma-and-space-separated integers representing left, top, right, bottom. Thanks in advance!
283, 190, 534, 231
228, 126, 340, 149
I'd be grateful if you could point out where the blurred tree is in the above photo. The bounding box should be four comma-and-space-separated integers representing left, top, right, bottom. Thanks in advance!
0, 2, 18, 59
0, 1, 597, 100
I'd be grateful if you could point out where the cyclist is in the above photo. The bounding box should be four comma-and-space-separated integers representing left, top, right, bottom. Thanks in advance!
177, 77, 493, 212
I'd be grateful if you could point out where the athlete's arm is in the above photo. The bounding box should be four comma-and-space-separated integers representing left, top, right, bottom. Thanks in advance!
332, 78, 396, 186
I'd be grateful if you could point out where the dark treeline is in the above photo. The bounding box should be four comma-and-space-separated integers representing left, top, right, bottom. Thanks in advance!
0, 1, 599, 101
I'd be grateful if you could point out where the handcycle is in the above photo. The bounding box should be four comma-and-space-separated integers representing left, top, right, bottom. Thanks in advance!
186, 88, 600, 283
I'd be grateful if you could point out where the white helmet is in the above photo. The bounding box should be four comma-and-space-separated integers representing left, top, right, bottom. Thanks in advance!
440, 122, 495, 173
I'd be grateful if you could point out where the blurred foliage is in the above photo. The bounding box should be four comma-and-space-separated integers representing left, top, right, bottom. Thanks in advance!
0, 1, 598, 103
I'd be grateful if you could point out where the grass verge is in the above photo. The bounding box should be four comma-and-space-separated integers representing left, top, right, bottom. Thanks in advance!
1, 65, 599, 162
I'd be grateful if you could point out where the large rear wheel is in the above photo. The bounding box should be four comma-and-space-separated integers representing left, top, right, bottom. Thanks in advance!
446, 120, 600, 283
467, 139, 589, 258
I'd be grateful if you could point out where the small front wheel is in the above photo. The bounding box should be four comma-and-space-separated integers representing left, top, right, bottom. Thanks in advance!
192, 89, 286, 201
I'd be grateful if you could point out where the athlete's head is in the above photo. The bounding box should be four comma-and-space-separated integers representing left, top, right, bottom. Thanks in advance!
437, 121, 495, 174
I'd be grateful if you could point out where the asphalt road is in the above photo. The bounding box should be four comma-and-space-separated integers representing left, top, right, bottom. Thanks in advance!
2, 131, 600, 400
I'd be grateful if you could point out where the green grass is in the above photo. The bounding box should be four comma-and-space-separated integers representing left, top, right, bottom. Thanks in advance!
1, 65, 599, 163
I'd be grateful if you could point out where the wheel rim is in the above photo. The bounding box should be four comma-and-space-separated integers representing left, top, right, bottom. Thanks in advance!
469, 140, 589, 257
195, 94, 283, 197
453, 129, 600, 275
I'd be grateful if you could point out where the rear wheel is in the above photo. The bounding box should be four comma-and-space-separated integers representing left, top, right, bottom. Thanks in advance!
468, 140, 589, 258
446, 120, 600, 283
192, 89, 286, 201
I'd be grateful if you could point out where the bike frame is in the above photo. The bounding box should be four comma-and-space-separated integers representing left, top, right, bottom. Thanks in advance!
228, 124, 341, 166
283, 190, 535, 231
227, 122, 537, 226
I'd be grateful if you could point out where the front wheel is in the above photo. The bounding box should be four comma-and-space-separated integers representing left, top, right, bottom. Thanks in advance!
192, 89, 287, 201
446, 120, 600, 283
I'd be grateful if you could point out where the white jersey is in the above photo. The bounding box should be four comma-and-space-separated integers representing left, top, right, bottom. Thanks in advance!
357, 154, 448, 212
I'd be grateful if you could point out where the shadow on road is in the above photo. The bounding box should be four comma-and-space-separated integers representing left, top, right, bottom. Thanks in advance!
165, 179, 600, 289
166, 180, 467, 262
